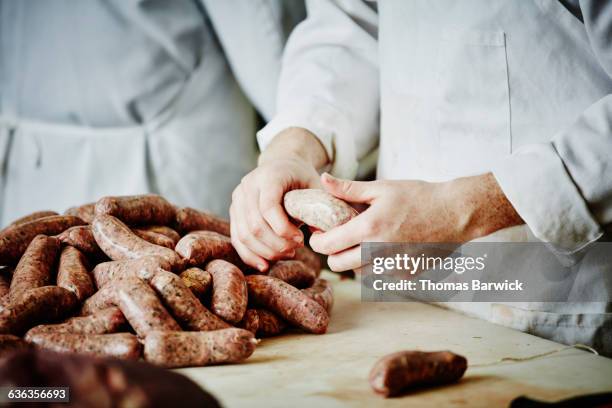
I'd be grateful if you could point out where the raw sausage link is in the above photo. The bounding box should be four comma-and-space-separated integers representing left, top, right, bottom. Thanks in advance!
0, 334, 32, 356
143, 329, 257, 368
246, 275, 329, 334
0, 275, 9, 298
206, 260, 248, 324
369, 350, 468, 397
294, 246, 322, 277
180, 267, 212, 299
150, 270, 229, 331
176, 231, 236, 266
302, 278, 334, 313
0, 286, 78, 335
115, 277, 181, 337
95, 194, 176, 226
175, 207, 230, 236
57, 246, 95, 302
137, 225, 181, 245
92, 256, 172, 288
56, 225, 105, 259
9, 235, 60, 302
64, 203, 96, 223
0, 215, 85, 265
239, 309, 285, 337
1, 210, 59, 233
80, 285, 117, 315
27, 332, 142, 361
133, 229, 175, 249
268, 260, 316, 289
25, 307, 126, 338
283, 189, 358, 231
91, 215, 183, 270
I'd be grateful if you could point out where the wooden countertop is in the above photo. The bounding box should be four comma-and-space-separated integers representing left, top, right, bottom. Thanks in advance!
178, 273, 612, 407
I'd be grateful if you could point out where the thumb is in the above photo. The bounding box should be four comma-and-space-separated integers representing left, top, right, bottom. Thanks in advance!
320, 173, 376, 204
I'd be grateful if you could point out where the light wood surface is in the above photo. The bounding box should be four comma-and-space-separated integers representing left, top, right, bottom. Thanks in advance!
178, 273, 612, 407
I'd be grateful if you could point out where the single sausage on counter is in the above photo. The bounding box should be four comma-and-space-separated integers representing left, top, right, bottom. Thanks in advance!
143, 329, 257, 368
175, 207, 231, 236
180, 267, 212, 299
64, 203, 96, 223
239, 309, 286, 337
115, 277, 181, 337
92, 256, 172, 288
56, 225, 105, 259
268, 260, 316, 289
246, 275, 329, 334
133, 229, 176, 249
0, 334, 32, 357
0, 215, 86, 265
27, 332, 142, 361
302, 278, 334, 313
150, 270, 229, 331
80, 284, 117, 316
1, 210, 59, 233
91, 215, 183, 270
206, 260, 248, 324
369, 351, 468, 397
294, 246, 322, 277
95, 194, 176, 226
137, 225, 181, 245
25, 307, 126, 339
176, 231, 236, 266
0, 286, 78, 335
9, 235, 60, 302
283, 189, 358, 231
57, 246, 95, 302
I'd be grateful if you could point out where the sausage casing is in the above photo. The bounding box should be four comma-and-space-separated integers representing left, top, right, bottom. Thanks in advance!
56, 225, 105, 259
91, 215, 183, 269
246, 275, 329, 334
176, 231, 236, 266
302, 278, 334, 313
57, 246, 95, 302
180, 267, 212, 299
269, 260, 316, 289
27, 332, 142, 361
369, 350, 468, 397
283, 189, 357, 231
239, 309, 285, 337
206, 260, 248, 324
64, 203, 96, 223
175, 207, 230, 236
0, 215, 85, 265
133, 229, 175, 249
9, 235, 60, 302
80, 285, 117, 316
1, 211, 59, 233
115, 277, 181, 337
92, 256, 172, 288
150, 270, 229, 331
143, 329, 257, 368
294, 246, 322, 277
138, 225, 181, 244
95, 194, 176, 226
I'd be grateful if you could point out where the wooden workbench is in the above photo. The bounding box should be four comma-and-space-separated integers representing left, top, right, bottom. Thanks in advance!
178, 273, 612, 407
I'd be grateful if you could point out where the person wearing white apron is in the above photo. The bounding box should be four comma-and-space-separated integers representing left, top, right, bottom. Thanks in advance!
0, 0, 305, 225
230, 0, 612, 355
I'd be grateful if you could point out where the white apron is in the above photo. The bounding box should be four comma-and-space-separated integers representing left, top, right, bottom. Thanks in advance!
0, 34, 256, 226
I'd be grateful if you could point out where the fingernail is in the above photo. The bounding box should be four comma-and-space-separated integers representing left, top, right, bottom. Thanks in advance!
258, 263, 267, 272
293, 235, 302, 243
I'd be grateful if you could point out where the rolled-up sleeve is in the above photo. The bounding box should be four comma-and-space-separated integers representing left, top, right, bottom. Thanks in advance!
493, 0, 612, 252
257, 0, 380, 179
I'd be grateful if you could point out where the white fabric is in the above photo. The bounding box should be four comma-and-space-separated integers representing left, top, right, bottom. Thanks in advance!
258, 0, 612, 354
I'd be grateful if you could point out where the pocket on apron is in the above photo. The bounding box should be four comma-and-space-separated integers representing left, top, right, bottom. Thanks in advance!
1, 120, 150, 225
435, 28, 511, 178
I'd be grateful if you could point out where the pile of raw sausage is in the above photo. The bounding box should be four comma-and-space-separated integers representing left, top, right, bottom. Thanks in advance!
0, 194, 332, 368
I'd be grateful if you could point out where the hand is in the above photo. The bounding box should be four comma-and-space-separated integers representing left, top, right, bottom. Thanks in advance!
310, 173, 523, 272
230, 128, 329, 271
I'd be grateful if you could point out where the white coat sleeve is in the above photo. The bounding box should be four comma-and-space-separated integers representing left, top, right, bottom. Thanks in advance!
493, 0, 612, 252
257, 0, 380, 179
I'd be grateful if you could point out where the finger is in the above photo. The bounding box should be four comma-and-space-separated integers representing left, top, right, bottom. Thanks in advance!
259, 184, 303, 243
309, 210, 374, 255
234, 186, 287, 262
230, 202, 268, 271
243, 185, 298, 255
321, 172, 377, 204
327, 246, 362, 272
